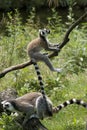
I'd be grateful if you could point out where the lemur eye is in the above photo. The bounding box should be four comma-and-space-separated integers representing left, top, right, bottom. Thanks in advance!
42, 31, 45, 35
5, 104, 9, 107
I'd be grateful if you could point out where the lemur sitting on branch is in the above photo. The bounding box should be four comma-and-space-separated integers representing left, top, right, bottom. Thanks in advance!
27, 28, 61, 72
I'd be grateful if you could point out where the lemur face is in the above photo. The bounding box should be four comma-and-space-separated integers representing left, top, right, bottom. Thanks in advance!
1, 100, 15, 112
39, 28, 50, 37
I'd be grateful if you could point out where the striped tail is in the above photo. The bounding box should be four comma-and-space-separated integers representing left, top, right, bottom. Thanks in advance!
53, 98, 87, 113
32, 60, 45, 97
32, 60, 52, 116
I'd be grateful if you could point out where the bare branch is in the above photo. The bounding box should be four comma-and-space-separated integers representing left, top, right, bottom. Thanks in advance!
60, 11, 87, 48
0, 12, 87, 78
0, 61, 32, 78
22, 117, 48, 130
49, 11, 87, 58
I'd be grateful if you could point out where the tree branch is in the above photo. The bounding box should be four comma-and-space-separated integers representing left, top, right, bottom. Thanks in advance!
49, 11, 87, 58
0, 12, 87, 78
0, 61, 32, 78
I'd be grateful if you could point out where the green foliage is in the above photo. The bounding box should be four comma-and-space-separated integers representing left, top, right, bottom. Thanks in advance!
0, 9, 87, 130
47, 0, 87, 7
62, 26, 87, 74
0, 113, 21, 130
58, 0, 70, 7
77, 0, 87, 6
0, 0, 46, 10
47, 0, 77, 7
0, 0, 87, 10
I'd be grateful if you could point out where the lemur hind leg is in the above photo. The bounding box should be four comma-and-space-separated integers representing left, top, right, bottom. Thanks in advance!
31, 52, 61, 72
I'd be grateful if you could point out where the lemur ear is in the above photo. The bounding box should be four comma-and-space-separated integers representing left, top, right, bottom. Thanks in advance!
39, 29, 42, 33
44, 28, 50, 34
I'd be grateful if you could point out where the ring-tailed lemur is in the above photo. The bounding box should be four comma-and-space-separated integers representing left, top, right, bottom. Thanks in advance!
2, 93, 87, 118
1, 91, 52, 127
27, 28, 61, 72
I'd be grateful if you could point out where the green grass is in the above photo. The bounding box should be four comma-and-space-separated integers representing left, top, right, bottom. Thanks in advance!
36, 71, 87, 130
43, 71, 87, 130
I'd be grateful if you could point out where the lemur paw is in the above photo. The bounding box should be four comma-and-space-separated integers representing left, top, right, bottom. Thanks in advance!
55, 68, 62, 73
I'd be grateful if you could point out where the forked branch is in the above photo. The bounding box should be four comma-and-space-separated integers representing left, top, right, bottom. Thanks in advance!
0, 11, 87, 78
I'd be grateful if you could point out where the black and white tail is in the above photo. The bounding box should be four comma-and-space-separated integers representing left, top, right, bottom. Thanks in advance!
32, 60, 45, 97
53, 98, 87, 113
32, 60, 52, 116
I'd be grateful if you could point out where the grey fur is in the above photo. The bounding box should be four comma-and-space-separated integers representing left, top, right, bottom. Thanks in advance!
27, 28, 61, 72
